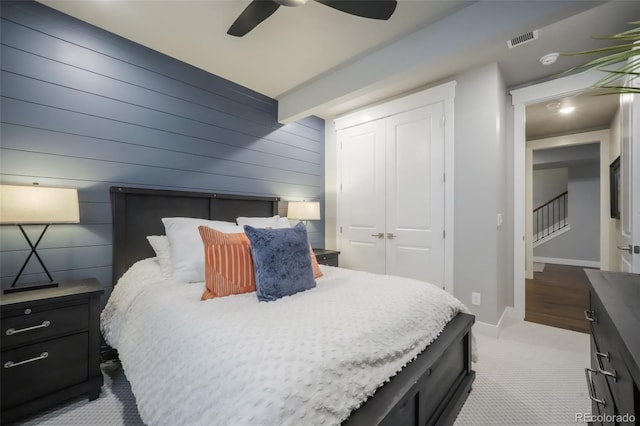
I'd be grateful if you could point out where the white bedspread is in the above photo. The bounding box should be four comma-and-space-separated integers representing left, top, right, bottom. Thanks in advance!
101, 259, 471, 426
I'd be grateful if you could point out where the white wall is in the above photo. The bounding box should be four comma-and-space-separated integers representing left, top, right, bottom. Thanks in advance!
454, 62, 508, 324
496, 69, 512, 322
534, 162, 600, 262
533, 168, 568, 208
325, 62, 510, 326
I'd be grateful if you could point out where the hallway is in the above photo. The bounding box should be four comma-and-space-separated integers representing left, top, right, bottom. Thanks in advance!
525, 263, 591, 333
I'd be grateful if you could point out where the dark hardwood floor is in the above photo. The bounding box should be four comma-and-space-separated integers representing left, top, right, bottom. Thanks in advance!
525, 263, 592, 334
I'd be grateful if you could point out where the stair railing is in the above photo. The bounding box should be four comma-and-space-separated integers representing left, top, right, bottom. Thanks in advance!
533, 191, 568, 243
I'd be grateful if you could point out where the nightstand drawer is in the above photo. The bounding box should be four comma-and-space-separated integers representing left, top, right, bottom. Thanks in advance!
316, 254, 338, 266
313, 249, 340, 267
1, 302, 88, 349
1, 332, 89, 409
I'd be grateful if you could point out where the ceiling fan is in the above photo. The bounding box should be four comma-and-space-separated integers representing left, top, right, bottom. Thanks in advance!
227, 0, 398, 37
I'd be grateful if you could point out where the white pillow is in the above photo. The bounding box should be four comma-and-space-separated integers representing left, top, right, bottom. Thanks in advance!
162, 217, 241, 282
236, 215, 280, 228
146, 235, 172, 278
273, 217, 292, 228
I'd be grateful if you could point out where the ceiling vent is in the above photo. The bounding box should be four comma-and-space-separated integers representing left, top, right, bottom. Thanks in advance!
507, 30, 539, 48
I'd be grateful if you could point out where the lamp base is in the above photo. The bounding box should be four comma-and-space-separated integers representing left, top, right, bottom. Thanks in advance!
4, 282, 59, 295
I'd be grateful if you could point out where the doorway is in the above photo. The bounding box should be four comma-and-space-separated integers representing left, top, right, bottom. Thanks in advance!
511, 71, 618, 321
526, 142, 602, 332
529, 141, 603, 271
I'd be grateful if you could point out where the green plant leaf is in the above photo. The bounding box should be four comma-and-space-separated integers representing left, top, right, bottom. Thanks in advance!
558, 21, 640, 93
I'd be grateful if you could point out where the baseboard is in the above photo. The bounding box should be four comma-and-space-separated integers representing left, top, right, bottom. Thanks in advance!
533, 256, 600, 269
473, 306, 514, 338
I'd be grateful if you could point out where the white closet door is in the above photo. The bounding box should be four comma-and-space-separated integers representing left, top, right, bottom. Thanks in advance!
339, 120, 386, 274
385, 104, 445, 285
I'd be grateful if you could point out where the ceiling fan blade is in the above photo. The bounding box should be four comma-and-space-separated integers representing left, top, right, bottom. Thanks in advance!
227, 1, 281, 37
314, 0, 397, 20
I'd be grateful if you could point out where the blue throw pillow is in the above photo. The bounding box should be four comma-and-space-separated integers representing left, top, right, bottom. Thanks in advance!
243, 222, 316, 302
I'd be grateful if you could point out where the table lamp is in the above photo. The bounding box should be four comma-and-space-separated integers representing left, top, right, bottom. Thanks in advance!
287, 201, 320, 226
0, 184, 80, 293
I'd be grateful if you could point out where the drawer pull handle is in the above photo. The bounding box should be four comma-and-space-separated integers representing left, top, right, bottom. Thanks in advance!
584, 310, 597, 323
595, 352, 617, 381
5, 320, 51, 336
4, 352, 48, 369
584, 368, 606, 406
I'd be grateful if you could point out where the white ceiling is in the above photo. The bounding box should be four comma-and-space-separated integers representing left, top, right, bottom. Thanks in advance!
38, 0, 472, 98
38, 0, 637, 129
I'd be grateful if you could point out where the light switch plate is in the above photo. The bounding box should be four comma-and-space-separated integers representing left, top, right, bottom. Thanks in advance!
472, 292, 481, 306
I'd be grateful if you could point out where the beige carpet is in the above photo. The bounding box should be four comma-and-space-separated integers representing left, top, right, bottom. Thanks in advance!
17, 320, 590, 426
455, 320, 590, 425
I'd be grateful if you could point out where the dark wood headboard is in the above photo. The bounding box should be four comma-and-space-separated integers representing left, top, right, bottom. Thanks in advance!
110, 186, 279, 286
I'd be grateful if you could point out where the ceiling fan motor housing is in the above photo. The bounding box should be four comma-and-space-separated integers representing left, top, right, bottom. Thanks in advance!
276, 0, 309, 6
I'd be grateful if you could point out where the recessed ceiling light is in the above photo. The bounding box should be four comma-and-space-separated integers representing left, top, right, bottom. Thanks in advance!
559, 106, 575, 114
540, 52, 559, 66
545, 102, 560, 112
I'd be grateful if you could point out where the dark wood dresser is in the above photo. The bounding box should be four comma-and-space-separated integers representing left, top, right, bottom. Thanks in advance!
313, 249, 340, 267
584, 270, 639, 425
0, 279, 104, 423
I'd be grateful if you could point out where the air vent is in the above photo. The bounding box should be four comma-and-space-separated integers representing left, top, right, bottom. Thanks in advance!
507, 30, 539, 48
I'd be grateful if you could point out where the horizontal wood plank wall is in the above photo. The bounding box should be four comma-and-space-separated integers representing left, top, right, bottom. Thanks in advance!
0, 1, 325, 295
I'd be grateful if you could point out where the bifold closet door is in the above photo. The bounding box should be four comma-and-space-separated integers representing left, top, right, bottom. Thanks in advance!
339, 103, 445, 286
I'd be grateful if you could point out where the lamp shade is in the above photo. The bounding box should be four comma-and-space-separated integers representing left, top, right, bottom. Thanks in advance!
287, 201, 320, 221
0, 185, 80, 224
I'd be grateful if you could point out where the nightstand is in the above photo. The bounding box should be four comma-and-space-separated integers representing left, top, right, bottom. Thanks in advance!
313, 249, 340, 267
0, 278, 104, 423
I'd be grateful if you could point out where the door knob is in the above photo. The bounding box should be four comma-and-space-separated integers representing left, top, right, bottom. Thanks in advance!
617, 245, 632, 253
386, 233, 396, 239
371, 233, 384, 238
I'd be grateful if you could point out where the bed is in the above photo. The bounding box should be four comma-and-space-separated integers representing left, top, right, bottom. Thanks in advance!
104, 186, 476, 426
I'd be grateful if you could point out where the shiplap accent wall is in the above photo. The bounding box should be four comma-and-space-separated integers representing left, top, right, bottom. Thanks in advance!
0, 1, 325, 293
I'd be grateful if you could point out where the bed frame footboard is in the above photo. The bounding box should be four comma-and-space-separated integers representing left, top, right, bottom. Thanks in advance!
343, 312, 475, 426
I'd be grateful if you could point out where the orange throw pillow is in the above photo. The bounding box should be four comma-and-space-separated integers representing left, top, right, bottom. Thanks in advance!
310, 248, 323, 278
199, 226, 256, 300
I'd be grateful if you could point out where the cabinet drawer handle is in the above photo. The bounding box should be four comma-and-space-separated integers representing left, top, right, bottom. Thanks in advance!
5, 320, 51, 336
584, 368, 606, 406
595, 351, 617, 381
4, 352, 49, 369
584, 310, 597, 323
